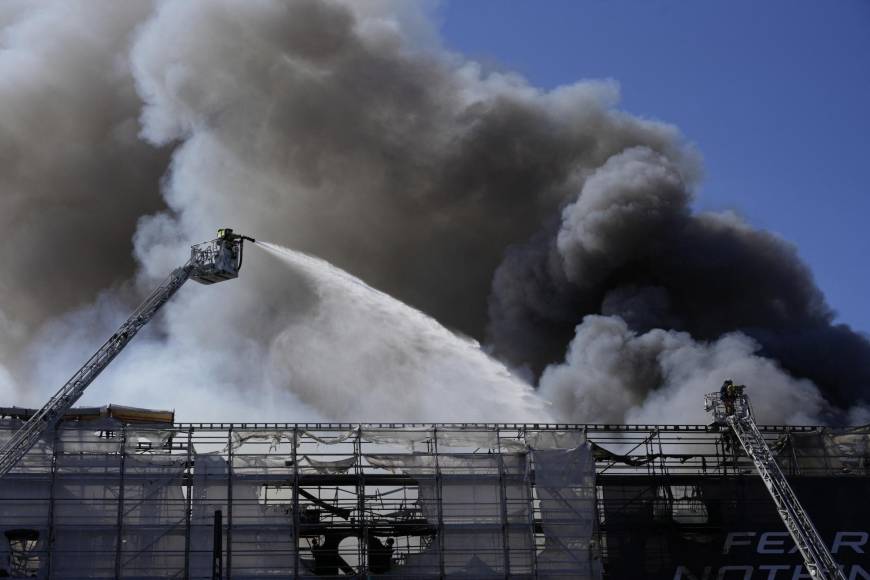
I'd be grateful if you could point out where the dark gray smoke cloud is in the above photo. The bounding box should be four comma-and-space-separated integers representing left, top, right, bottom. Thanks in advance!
0, 1, 168, 370
128, 0, 696, 338
492, 146, 870, 421
1, 0, 866, 423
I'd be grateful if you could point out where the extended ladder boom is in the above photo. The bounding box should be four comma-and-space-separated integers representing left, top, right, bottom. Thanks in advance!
705, 389, 846, 580
0, 229, 254, 478
0, 264, 192, 476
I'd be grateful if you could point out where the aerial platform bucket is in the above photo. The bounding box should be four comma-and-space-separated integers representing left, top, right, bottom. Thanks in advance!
190, 228, 255, 285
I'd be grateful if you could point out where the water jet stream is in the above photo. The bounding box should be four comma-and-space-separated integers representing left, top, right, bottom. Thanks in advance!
255, 242, 553, 422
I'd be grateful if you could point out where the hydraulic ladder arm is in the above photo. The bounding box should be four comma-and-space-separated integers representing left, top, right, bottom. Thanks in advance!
704, 387, 846, 580
0, 229, 254, 478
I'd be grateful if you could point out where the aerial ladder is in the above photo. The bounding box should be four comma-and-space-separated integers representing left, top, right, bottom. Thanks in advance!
704, 385, 846, 580
0, 228, 255, 478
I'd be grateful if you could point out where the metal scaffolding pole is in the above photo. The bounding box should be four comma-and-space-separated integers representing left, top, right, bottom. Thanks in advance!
524, 436, 539, 580
184, 427, 194, 580
355, 428, 367, 576
226, 426, 233, 579
114, 425, 128, 580
46, 426, 59, 580
433, 427, 445, 580
292, 427, 300, 579
495, 427, 511, 579
212, 510, 223, 580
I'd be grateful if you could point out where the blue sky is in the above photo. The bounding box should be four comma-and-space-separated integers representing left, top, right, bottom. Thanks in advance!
438, 0, 870, 334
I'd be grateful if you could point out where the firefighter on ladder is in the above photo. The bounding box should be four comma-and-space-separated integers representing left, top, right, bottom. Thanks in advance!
719, 379, 740, 455
720, 379, 744, 417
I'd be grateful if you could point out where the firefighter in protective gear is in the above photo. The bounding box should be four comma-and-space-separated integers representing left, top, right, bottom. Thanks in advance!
721, 379, 736, 416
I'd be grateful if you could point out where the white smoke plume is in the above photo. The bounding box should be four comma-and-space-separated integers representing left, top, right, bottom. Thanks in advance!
539, 316, 825, 425
1, 0, 866, 424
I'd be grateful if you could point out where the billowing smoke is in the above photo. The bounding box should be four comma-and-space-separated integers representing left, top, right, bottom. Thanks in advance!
491, 145, 870, 422
0, 1, 167, 353
538, 316, 827, 425
1, 0, 867, 424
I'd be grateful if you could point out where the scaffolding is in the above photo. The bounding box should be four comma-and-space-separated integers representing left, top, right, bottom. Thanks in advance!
0, 417, 867, 579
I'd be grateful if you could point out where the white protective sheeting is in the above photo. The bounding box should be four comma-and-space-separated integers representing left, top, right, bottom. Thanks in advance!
0, 421, 603, 578
227, 430, 292, 452
376, 453, 534, 577
109, 456, 188, 578
363, 427, 433, 449
53, 453, 123, 578
366, 431, 601, 578
526, 429, 587, 451
191, 452, 295, 579
0, 421, 194, 578
531, 444, 602, 580
301, 454, 356, 474
780, 426, 870, 474
52, 427, 186, 578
